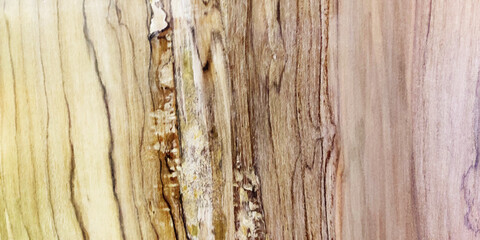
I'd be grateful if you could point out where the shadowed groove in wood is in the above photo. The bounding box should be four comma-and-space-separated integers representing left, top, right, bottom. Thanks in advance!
148, 25, 189, 239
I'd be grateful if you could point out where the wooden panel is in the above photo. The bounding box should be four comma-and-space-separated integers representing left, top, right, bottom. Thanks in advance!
1, 0, 480, 239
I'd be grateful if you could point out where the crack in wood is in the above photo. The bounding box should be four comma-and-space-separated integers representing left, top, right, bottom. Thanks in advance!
149, 22, 189, 239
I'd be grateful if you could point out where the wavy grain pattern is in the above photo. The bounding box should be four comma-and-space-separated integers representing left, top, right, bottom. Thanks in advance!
2, 0, 480, 239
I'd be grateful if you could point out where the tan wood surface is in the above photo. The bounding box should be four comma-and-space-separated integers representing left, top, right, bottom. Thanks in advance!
1, 0, 480, 239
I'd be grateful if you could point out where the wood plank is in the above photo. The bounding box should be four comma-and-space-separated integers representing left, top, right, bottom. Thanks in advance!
1, 0, 480, 239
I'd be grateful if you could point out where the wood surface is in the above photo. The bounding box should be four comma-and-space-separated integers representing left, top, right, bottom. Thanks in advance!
1, 0, 480, 239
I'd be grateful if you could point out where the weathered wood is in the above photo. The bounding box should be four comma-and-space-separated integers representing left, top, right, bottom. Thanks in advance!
1, 0, 480, 239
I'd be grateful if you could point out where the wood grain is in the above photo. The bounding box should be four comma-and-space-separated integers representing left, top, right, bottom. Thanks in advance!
1, 0, 480, 239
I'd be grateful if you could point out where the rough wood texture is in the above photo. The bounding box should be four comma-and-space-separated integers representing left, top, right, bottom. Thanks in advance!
1, 0, 480, 239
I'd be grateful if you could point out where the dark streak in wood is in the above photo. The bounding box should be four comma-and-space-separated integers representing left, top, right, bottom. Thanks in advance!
82, 1, 126, 238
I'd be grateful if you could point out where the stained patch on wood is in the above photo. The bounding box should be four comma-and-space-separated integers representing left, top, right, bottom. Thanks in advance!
149, 21, 189, 239
461, 74, 480, 235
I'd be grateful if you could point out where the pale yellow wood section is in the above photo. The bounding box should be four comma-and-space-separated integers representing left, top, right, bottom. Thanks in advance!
0, 0, 174, 239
